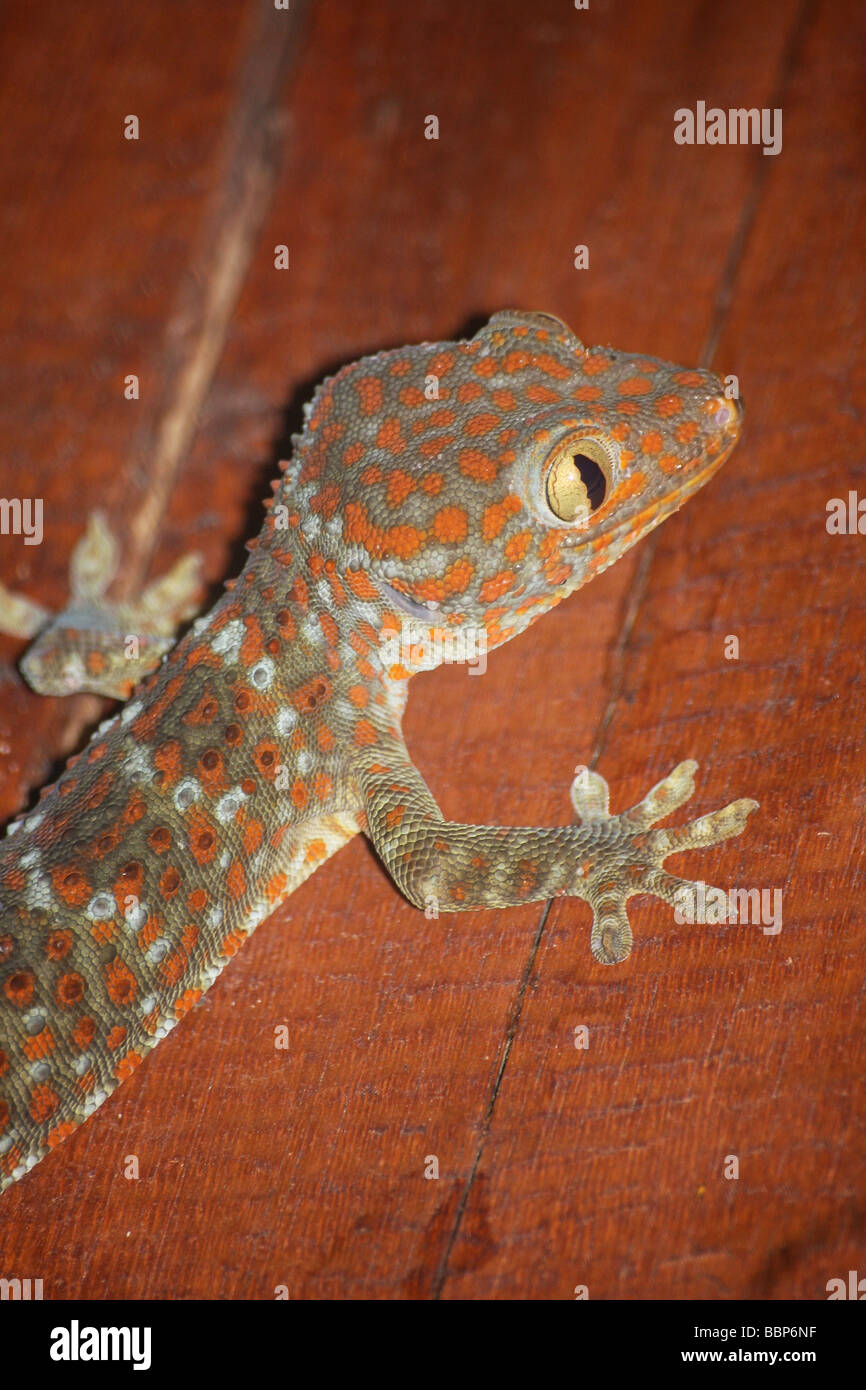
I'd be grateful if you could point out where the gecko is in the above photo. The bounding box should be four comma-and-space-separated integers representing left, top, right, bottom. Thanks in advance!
0, 310, 756, 1194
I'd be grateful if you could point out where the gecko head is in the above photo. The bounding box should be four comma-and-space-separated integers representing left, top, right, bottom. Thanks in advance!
282, 310, 743, 667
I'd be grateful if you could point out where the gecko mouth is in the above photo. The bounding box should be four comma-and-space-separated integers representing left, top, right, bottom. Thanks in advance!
592, 434, 740, 553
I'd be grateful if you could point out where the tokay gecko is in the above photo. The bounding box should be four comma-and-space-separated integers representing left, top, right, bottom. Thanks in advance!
0, 311, 756, 1193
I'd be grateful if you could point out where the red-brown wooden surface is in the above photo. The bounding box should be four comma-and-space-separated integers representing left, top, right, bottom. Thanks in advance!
0, 0, 863, 1299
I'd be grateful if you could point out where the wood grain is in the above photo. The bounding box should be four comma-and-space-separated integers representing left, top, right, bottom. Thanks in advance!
0, 0, 862, 1299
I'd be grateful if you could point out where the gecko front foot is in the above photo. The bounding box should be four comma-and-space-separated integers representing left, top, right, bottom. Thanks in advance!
570, 761, 758, 965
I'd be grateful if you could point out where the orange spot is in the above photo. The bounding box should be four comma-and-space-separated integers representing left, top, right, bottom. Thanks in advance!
353, 719, 378, 746
3, 971, 35, 1008
376, 417, 406, 453
355, 374, 385, 415
480, 571, 515, 602
344, 569, 380, 601
525, 384, 559, 404
22, 1028, 55, 1061
227, 861, 246, 900
465, 412, 500, 436
147, 825, 172, 854
154, 739, 183, 795
106, 959, 137, 1006
385, 469, 415, 507
29, 1084, 60, 1123
187, 807, 218, 865
432, 506, 468, 543
45, 930, 73, 961
51, 865, 90, 908
399, 385, 426, 407
175, 990, 202, 1018
56, 972, 86, 1008
618, 375, 652, 396
311, 483, 341, 519
482, 494, 522, 540
442, 557, 474, 595
313, 773, 333, 801
244, 820, 264, 855
71, 1016, 96, 1049
115, 1051, 143, 1082
291, 676, 332, 713
183, 687, 220, 726
458, 448, 497, 482
505, 531, 532, 563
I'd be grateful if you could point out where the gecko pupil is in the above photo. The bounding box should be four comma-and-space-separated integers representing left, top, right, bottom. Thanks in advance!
573, 454, 606, 511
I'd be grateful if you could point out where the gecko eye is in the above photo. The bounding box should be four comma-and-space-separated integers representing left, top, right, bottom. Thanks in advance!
545, 437, 611, 522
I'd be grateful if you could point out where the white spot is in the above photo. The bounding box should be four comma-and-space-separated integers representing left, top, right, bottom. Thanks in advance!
23, 812, 44, 834
174, 778, 200, 812
120, 699, 143, 725
249, 657, 274, 690
24, 871, 54, 912
140, 994, 157, 1014
297, 750, 313, 775
211, 619, 245, 663
83, 1089, 108, 1116
73, 1054, 91, 1076
87, 892, 116, 921
216, 787, 247, 824
122, 743, 153, 781
147, 938, 170, 964
302, 615, 325, 645
276, 706, 298, 735
124, 899, 147, 931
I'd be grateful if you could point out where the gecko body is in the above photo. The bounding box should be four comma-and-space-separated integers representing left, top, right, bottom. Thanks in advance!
0, 311, 755, 1192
